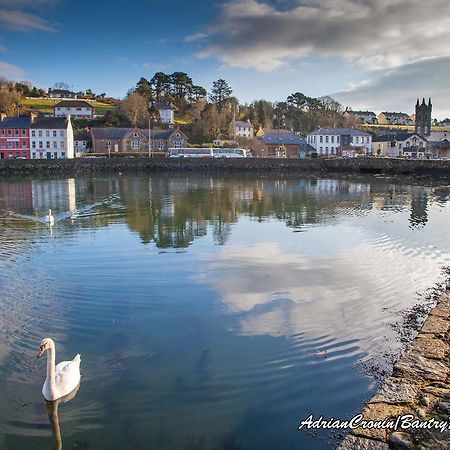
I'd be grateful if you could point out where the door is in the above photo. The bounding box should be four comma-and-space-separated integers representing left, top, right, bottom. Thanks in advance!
46, 152, 51, 159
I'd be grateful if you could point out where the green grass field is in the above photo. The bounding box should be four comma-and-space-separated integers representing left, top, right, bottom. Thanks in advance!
23, 98, 117, 116
362, 123, 450, 132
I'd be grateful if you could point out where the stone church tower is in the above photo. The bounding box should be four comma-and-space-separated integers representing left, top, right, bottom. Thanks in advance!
415, 98, 432, 136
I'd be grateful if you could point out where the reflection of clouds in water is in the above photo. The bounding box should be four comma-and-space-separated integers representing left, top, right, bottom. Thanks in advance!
201, 236, 443, 357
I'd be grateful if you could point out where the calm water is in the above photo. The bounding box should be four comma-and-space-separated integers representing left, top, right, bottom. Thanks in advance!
0, 174, 449, 450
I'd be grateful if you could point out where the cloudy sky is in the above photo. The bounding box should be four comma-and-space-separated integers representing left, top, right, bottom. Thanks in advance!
1, 0, 449, 117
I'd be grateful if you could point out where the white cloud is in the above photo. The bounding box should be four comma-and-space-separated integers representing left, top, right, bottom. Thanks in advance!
184, 32, 208, 43
195, 0, 450, 72
333, 56, 450, 119
0, 61, 26, 79
0, 10, 55, 32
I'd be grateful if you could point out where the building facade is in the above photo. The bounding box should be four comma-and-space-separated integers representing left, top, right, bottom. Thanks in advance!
372, 133, 427, 158
252, 130, 311, 158
74, 130, 91, 156
30, 116, 74, 159
378, 112, 412, 125
0, 115, 31, 159
343, 110, 377, 124
48, 89, 77, 99
91, 128, 188, 153
54, 100, 94, 119
307, 128, 372, 156
154, 103, 176, 125
234, 120, 254, 138
415, 98, 432, 137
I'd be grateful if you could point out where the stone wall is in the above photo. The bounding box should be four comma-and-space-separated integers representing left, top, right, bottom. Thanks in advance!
0, 157, 449, 178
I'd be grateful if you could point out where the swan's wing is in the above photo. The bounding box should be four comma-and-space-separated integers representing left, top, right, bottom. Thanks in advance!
55, 355, 81, 389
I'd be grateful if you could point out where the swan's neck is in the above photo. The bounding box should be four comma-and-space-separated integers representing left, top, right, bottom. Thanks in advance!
46, 346, 56, 390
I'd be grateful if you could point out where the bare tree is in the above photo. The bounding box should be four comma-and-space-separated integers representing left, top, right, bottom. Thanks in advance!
120, 92, 148, 127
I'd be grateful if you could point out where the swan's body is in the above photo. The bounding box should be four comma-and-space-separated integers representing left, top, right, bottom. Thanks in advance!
45, 209, 55, 225
38, 338, 81, 401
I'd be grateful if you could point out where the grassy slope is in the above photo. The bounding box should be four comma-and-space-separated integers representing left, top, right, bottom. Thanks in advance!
23, 98, 117, 116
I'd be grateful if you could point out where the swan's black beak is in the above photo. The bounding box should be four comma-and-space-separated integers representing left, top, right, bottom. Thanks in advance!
37, 345, 45, 358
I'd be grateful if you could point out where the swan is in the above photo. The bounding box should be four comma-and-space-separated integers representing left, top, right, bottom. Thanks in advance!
45, 209, 55, 225
37, 338, 81, 401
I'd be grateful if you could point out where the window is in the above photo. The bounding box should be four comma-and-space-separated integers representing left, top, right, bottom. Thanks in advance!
53, 130, 57, 137
32, 152, 36, 159
60, 130, 64, 137
131, 141, 140, 150
14, 129, 19, 136
320, 136, 323, 143
54, 152, 58, 158
53, 141, 58, 148
39, 141, 43, 149
38, 130, 43, 137
173, 140, 182, 148
331, 136, 334, 143
62, 152, 65, 157
7, 141, 12, 148
0, 130, 4, 136
158, 141, 164, 150
46, 130, 50, 137
337, 136, 340, 143
325, 136, 329, 143
106, 141, 111, 151
0, 142, 4, 148
21, 129, 26, 136
61, 141, 65, 148
32, 142, 36, 149
31, 130, 36, 137
22, 141, 27, 148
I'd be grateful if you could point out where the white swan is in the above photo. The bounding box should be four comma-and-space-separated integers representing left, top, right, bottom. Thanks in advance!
45, 209, 55, 225
37, 338, 81, 401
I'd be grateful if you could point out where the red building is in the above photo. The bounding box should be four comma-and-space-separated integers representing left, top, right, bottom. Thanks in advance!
0, 115, 32, 160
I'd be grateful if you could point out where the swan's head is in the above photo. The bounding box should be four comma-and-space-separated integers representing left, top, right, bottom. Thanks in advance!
37, 338, 54, 358
48, 209, 52, 215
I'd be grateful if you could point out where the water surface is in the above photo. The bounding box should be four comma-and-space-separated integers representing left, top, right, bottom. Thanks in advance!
0, 174, 449, 450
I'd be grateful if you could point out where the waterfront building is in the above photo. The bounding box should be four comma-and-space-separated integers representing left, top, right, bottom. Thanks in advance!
234, 120, 254, 138
372, 133, 427, 158
153, 102, 176, 125
74, 130, 91, 156
252, 129, 311, 158
53, 100, 94, 119
0, 114, 31, 159
307, 128, 372, 156
30, 116, 74, 159
90, 127, 188, 153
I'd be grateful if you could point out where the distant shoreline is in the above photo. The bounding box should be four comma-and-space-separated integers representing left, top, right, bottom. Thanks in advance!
0, 157, 449, 179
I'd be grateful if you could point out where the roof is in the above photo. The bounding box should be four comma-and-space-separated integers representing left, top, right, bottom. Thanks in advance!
31, 117, 69, 129
260, 131, 307, 145
373, 132, 427, 142
308, 128, 371, 137
235, 120, 253, 128
154, 102, 176, 111
0, 116, 31, 129
346, 110, 376, 116
54, 100, 93, 108
436, 139, 450, 149
379, 112, 410, 117
91, 127, 185, 140
74, 130, 91, 141
49, 89, 75, 95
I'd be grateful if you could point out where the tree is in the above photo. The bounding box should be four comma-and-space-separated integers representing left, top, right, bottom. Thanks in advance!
189, 85, 207, 101
135, 77, 152, 102
53, 82, 70, 90
210, 79, 233, 111
120, 92, 148, 127
169, 72, 193, 100
150, 72, 170, 101
0, 78, 23, 115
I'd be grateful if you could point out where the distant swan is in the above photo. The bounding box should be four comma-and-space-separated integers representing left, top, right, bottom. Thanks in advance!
38, 338, 81, 401
45, 209, 55, 225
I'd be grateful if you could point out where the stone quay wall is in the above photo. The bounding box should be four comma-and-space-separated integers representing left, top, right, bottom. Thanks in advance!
0, 157, 449, 178
339, 290, 450, 449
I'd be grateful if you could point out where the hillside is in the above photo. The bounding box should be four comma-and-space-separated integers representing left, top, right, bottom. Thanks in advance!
22, 98, 117, 116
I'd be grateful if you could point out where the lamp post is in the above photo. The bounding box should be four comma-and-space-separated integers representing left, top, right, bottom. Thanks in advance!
147, 105, 157, 158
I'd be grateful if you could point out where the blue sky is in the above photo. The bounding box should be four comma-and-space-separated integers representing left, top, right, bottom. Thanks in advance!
1, 0, 449, 118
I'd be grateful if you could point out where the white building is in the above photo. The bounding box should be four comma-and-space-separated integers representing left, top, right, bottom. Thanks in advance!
154, 102, 176, 125
372, 133, 427, 158
53, 100, 94, 119
48, 89, 77, 99
74, 130, 91, 156
30, 116, 74, 159
307, 128, 372, 156
234, 120, 254, 138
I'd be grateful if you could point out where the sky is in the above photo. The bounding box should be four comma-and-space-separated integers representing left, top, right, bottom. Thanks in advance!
1, 0, 449, 118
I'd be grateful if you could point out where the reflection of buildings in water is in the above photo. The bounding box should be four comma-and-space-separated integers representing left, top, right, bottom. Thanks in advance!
0, 180, 33, 214
409, 188, 429, 228
31, 178, 78, 214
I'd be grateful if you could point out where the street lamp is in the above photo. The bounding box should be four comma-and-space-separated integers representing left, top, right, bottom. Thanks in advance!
147, 105, 158, 158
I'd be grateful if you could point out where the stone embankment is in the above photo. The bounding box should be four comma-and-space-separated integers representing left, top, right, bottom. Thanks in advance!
0, 157, 449, 178
339, 289, 450, 449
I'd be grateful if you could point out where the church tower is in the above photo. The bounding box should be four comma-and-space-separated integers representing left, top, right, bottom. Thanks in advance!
415, 98, 432, 136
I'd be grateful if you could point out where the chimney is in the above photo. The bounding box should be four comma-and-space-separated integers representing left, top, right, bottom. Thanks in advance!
0, 112, 6, 122
30, 112, 37, 123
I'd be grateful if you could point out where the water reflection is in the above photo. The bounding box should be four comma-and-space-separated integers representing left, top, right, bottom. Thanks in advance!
46, 383, 80, 450
0, 174, 449, 450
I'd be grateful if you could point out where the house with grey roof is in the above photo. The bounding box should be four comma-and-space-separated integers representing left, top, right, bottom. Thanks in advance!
378, 111, 413, 126
372, 133, 427, 158
343, 109, 377, 124
252, 130, 312, 158
48, 89, 77, 99
307, 128, 372, 156
30, 116, 74, 159
153, 102, 177, 125
74, 130, 91, 156
54, 100, 94, 119
234, 120, 254, 138
90, 127, 187, 154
